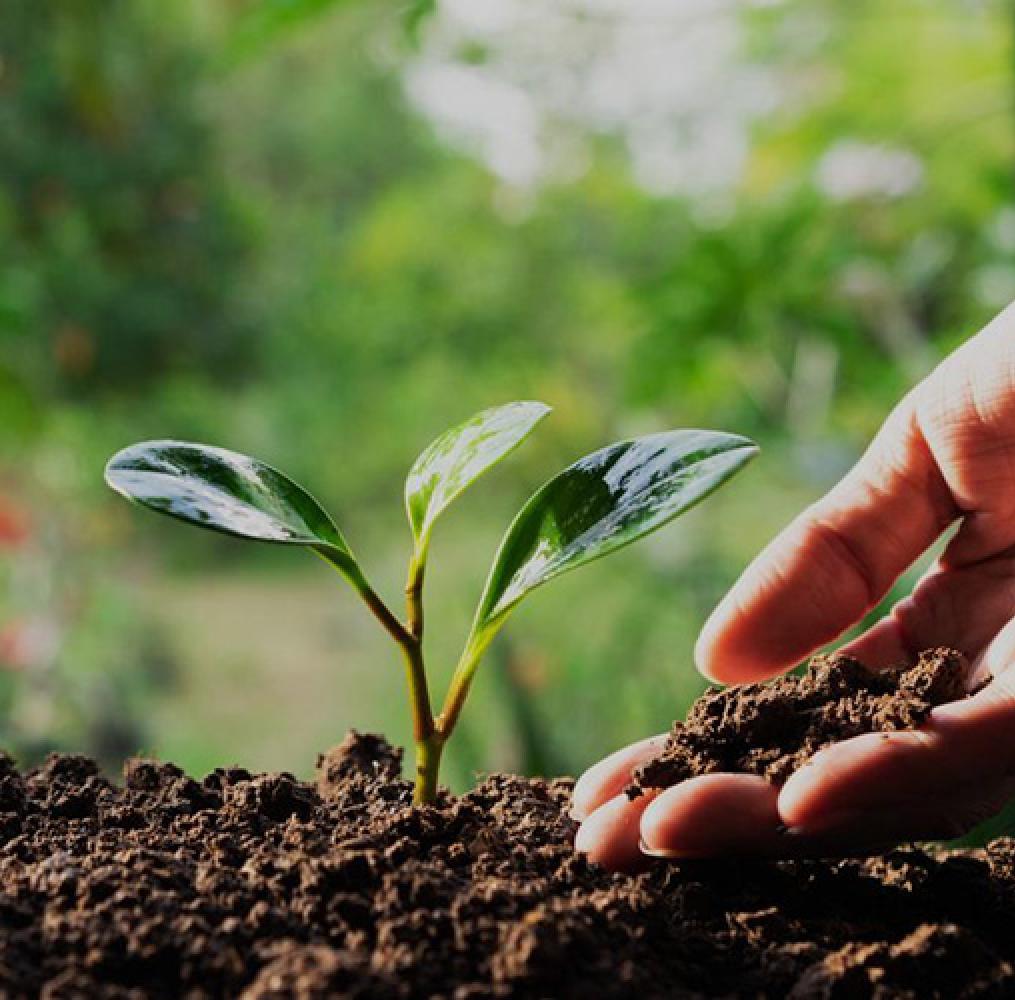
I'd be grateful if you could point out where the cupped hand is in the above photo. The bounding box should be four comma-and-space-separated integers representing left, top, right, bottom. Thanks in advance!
574, 303, 1015, 871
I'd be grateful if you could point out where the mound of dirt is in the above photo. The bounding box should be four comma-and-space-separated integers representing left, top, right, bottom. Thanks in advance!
1, 649, 1013, 998
633, 647, 969, 791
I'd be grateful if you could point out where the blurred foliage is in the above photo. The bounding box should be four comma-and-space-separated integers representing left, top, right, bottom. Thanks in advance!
0, 0, 253, 403
0, 0, 1013, 856
226, 0, 435, 61
0, 481, 178, 772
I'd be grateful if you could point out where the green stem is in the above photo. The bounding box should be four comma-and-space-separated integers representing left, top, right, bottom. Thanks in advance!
316, 547, 439, 803
405, 550, 425, 640
316, 548, 413, 647
437, 623, 499, 741
414, 732, 443, 805
404, 547, 441, 802
400, 637, 435, 746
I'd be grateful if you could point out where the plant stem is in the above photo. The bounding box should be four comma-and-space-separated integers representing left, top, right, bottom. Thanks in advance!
403, 549, 442, 803
317, 548, 440, 803
317, 549, 413, 647
405, 551, 425, 640
436, 626, 498, 741
414, 732, 443, 805
400, 637, 435, 745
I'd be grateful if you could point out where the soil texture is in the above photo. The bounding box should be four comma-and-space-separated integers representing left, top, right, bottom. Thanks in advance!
2, 648, 1014, 998
633, 647, 970, 791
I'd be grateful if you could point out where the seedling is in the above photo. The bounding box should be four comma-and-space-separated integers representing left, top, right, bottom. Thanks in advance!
105, 403, 757, 804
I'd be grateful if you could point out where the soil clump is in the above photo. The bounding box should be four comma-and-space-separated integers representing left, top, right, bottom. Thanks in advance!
633, 647, 969, 791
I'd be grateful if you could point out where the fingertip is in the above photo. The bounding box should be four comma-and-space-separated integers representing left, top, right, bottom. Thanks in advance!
777, 731, 936, 831
574, 793, 655, 874
695, 644, 781, 687
694, 629, 755, 685
640, 774, 783, 858
569, 773, 600, 823
639, 784, 701, 857
777, 739, 868, 829
694, 600, 752, 684
570, 734, 667, 822
695, 600, 787, 685
693, 618, 722, 683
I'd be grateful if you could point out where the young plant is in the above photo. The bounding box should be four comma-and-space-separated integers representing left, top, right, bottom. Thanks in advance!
105, 403, 758, 803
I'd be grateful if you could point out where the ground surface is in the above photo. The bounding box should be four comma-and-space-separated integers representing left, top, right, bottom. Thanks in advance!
2, 651, 1014, 998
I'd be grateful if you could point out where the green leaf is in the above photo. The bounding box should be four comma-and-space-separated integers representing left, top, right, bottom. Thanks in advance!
473, 429, 758, 634
105, 440, 359, 574
405, 401, 551, 554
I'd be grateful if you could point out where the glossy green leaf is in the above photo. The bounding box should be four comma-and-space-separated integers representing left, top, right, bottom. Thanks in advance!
473, 429, 759, 634
405, 401, 551, 552
105, 440, 359, 574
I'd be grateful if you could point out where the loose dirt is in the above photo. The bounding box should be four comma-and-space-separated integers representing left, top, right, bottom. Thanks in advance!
2, 648, 1013, 998
633, 647, 969, 790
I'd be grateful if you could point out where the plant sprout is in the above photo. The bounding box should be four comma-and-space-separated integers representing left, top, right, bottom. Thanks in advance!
105, 403, 758, 804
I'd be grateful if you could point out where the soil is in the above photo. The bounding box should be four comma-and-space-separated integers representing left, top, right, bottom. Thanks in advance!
2, 648, 1015, 998
632, 647, 970, 791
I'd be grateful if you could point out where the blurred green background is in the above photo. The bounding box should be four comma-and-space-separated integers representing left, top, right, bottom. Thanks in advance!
1, 0, 1013, 822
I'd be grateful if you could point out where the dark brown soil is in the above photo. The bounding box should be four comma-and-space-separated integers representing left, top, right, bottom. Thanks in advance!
633, 647, 969, 792
2, 648, 1014, 998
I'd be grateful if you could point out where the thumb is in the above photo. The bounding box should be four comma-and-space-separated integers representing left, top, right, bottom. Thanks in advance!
697, 392, 955, 684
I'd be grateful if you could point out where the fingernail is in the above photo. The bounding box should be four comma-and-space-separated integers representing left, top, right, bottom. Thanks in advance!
638, 837, 713, 860
638, 838, 685, 859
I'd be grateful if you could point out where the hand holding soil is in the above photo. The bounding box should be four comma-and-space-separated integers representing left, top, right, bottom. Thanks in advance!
575, 303, 1015, 870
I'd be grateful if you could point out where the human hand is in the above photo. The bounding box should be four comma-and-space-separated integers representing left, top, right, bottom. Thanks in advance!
573, 303, 1015, 872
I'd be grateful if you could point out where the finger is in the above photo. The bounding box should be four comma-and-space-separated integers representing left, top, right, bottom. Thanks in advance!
570, 734, 668, 821
574, 792, 656, 874
837, 616, 912, 669
841, 551, 1015, 671
931, 659, 1015, 760
778, 731, 954, 831
636, 773, 915, 861
696, 393, 956, 685
638, 774, 788, 858
781, 776, 1015, 846
923, 304, 1015, 568
794, 788, 1015, 847
779, 668, 1015, 832
974, 613, 1015, 685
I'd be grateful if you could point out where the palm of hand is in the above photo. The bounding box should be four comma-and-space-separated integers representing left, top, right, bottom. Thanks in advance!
573, 305, 1015, 872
